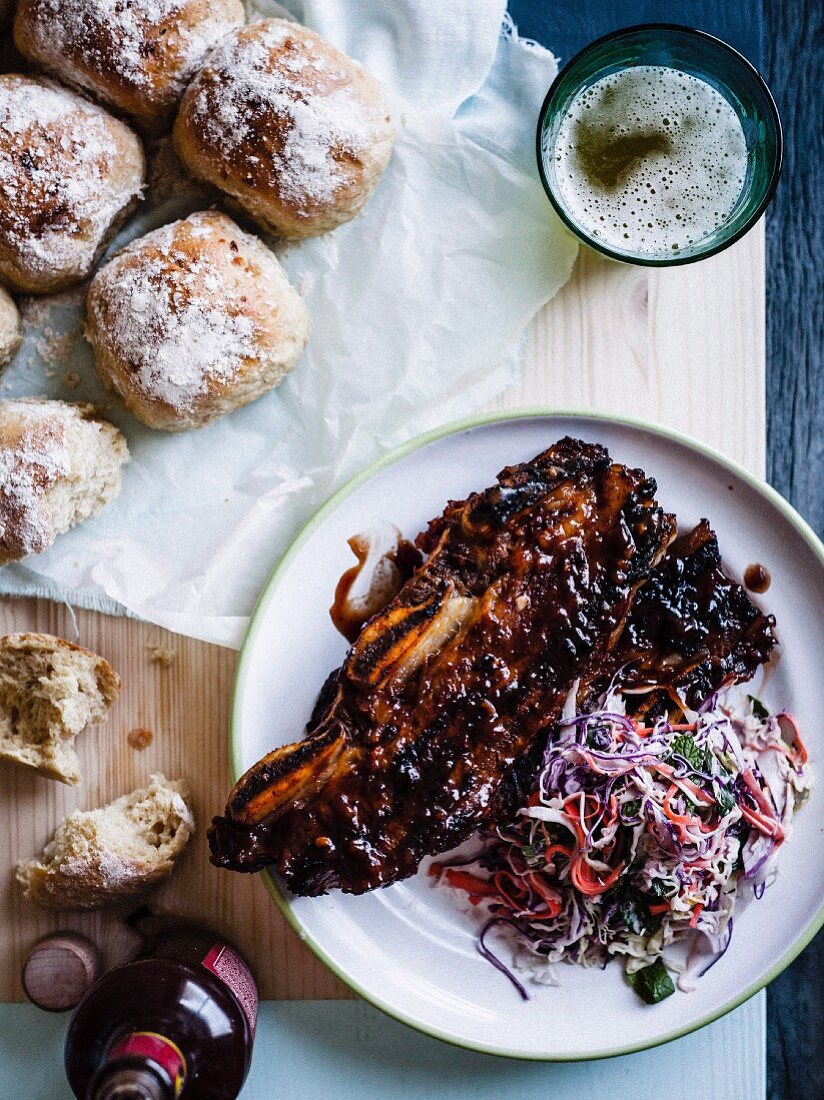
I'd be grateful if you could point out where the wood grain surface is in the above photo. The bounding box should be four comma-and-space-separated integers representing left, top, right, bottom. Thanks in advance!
0, 226, 765, 1002
762, 5, 824, 1098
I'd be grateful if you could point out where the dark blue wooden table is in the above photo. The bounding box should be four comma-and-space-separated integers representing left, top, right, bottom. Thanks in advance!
508, 3, 823, 1097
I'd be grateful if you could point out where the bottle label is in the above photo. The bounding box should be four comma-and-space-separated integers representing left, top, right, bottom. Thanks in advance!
202, 943, 259, 1036
108, 1031, 187, 1097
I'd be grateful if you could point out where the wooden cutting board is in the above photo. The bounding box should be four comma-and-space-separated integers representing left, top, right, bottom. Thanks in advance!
0, 227, 764, 1001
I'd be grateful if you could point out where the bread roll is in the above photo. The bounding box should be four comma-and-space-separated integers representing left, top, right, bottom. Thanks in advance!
14, 0, 245, 135
173, 19, 395, 239
0, 285, 21, 368
17, 774, 194, 909
0, 398, 129, 562
0, 632, 120, 784
86, 210, 309, 430
0, 75, 145, 294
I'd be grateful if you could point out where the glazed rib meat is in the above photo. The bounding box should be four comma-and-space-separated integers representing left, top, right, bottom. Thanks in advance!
209, 437, 676, 894
582, 518, 777, 714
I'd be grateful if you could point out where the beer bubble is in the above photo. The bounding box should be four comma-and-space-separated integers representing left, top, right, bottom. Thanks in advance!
553, 66, 747, 257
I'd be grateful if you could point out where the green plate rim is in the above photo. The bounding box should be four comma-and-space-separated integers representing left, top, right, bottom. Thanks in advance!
229, 406, 824, 1061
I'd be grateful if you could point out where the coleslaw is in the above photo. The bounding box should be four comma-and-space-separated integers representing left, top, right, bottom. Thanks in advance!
433, 687, 812, 1003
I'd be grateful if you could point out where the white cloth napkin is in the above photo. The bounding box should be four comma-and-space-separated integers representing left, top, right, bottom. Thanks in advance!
0, 1, 577, 647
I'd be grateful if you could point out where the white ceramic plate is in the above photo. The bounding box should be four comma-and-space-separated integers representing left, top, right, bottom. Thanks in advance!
232, 411, 824, 1059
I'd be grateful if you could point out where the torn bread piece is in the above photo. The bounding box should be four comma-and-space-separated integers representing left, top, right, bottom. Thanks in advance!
0, 632, 120, 784
17, 774, 194, 909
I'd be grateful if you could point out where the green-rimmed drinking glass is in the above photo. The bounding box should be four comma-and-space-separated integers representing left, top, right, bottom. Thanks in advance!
536, 23, 783, 266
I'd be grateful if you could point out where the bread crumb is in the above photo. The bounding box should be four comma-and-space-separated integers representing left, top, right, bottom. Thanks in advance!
148, 644, 176, 668
297, 272, 315, 297
127, 727, 154, 750
18, 288, 87, 328
19, 289, 86, 373
35, 326, 81, 370
272, 238, 295, 261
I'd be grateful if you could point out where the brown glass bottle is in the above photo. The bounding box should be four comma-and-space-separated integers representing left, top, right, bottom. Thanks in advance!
65, 922, 258, 1100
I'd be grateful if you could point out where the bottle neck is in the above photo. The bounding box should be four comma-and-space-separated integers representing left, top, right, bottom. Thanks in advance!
90, 1030, 186, 1100
91, 1064, 171, 1100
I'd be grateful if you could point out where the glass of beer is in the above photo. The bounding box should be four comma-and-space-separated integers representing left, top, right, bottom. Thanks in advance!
536, 24, 782, 265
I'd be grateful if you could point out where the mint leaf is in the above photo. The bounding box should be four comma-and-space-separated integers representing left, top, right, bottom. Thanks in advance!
627, 959, 676, 1004
620, 896, 660, 936
619, 897, 646, 935
748, 695, 769, 720
669, 733, 711, 775
612, 887, 663, 936
669, 733, 702, 768
715, 785, 737, 815
520, 843, 544, 868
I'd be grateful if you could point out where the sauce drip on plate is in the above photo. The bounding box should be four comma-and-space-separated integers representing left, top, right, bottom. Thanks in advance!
744, 562, 771, 593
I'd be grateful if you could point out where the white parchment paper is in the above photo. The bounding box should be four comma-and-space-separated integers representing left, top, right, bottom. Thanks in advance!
0, 1, 578, 646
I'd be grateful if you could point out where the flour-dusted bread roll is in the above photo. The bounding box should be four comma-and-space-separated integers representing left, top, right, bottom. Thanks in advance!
17, 774, 194, 909
0, 75, 145, 294
14, 0, 245, 136
173, 19, 395, 239
86, 210, 309, 430
0, 632, 120, 784
0, 398, 129, 562
0, 285, 21, 368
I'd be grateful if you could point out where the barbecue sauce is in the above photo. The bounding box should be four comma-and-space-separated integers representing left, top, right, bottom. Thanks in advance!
64, 921, 257, 1100
331, 529, 421, 642
744, 562, 771, 593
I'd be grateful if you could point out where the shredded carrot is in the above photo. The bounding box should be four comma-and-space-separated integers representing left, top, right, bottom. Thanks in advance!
777, 713, 808, 765
441, 868, 498, 900
740, 804, 785, 842
493, 870, 529, 910
653, 762, 716, 807
525, 873, 562, 917
633, 719, 650, 740
648, 901, 671, 916
570, 857, 625, 896
737, 772, 784, 841
662, 784, 705, 842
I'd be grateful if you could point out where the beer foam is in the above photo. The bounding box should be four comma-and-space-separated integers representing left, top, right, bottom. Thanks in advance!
553, 66, 748, 257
